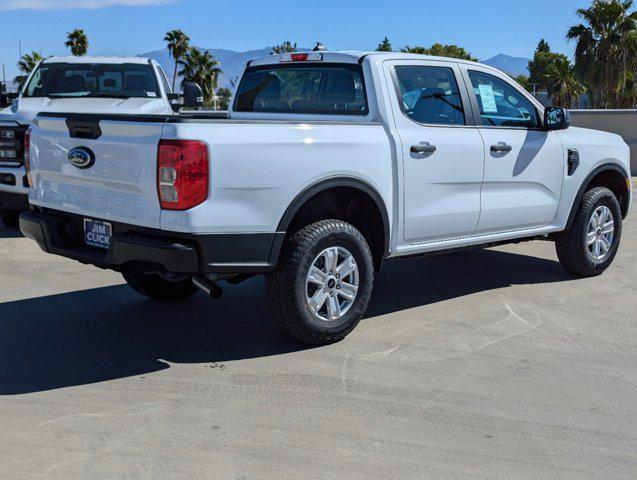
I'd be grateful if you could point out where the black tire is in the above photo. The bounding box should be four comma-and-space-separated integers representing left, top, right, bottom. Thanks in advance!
122, 271, 198, 300
0, 209, 19, 227
266, 219, 374, 345
555, 187, 622, 277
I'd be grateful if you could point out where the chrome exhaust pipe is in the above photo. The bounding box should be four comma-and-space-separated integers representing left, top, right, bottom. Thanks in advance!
192, 274, 223, 299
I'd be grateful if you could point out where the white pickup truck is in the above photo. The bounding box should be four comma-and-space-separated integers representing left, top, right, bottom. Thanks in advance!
0, 55, 203, 225
21, 51, 632, 344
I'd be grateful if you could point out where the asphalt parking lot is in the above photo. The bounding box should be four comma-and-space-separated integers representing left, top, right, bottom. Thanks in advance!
1, 184, 636, 480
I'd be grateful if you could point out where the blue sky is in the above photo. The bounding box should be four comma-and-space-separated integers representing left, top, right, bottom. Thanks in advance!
1, 0, 588, 80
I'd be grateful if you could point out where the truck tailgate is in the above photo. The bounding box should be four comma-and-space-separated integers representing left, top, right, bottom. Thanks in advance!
30, 114, 165, 229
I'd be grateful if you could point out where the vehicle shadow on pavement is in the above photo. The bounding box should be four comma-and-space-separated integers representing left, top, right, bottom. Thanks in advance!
366, 247, 572, 317
0, 275, 303, 395
0, 248, 573, 395
0, 225, 22, 239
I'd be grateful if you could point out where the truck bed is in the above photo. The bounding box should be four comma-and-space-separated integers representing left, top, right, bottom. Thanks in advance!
28, 112, 393, 235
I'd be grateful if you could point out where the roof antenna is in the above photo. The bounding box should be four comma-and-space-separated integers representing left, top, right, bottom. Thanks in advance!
313, 42, 327, 52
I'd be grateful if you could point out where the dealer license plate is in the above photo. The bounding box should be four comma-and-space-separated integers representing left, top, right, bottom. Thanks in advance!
84, 218, 112, 249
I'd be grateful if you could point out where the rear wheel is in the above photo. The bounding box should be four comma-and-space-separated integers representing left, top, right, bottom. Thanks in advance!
266, 219, 374, 345
556, 187, 622, 277
123, 271, 198, 300
0, 209, 19, 227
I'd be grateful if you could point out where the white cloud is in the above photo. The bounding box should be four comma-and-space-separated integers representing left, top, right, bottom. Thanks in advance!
0, 0, 178, 10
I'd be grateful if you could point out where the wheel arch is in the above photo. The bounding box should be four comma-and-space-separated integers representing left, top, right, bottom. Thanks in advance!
566, 163, 631, 230
275, 177, 391, 270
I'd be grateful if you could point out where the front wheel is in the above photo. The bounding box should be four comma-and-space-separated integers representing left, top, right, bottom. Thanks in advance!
555, 187, 622, 277
0, 209, 19, 227
123, 271, 198, 300
266, 219, 374, 345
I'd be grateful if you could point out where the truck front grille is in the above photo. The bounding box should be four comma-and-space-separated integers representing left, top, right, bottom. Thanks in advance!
0, 126, 26, 167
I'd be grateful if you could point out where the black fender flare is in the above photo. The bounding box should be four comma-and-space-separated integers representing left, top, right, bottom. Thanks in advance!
565, 163, 630, 230
276, 177, 391, 258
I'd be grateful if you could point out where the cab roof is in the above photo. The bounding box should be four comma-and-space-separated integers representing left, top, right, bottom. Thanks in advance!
42, 56, 152, 65
249, 50, 492, 70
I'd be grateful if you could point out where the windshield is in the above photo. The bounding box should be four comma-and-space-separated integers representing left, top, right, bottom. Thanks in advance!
23, 63, 161, 99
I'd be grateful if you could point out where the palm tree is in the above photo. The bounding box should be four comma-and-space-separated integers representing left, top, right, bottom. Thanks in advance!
164, 29, 191, 92
14, 51, 43, 91
272, 41, 297, 54
65, 28, 88, 56
567, 0, 637, 108
216, 87, 232, 110
544, 56, 585, 107
179, 47, 222, 106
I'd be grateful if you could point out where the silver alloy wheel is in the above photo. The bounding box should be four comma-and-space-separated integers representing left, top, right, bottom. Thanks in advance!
587, 206, 615, 263
305, 246, 359, 322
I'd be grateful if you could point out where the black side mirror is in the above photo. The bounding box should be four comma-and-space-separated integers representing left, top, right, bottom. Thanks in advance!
183, 82, 203, 109
0, 92, 18, 108
544, 106, 570, 131
167, 93, 181, 113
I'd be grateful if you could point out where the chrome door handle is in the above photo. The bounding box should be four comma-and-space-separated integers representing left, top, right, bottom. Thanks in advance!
491, 142, 513, 153
410, 143, 437, 154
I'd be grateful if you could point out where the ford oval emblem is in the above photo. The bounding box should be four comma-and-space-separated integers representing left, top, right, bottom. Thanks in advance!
68, 147, 95, 169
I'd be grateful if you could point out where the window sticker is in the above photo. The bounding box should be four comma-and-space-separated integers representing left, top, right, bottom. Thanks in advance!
146, 91, 157, 98
478, 84, 498, 113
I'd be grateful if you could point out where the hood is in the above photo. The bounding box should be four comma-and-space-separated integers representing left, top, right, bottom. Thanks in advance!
560, 126, 626, 146
0, 96, 171, 125
558, 126, 631, 175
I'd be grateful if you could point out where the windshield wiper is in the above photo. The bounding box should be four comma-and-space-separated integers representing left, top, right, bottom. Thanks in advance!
84, 93, 131, 99
46, 94, 85, 98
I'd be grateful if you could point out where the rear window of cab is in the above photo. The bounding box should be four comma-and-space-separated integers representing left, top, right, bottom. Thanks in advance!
234, 63, 369, 115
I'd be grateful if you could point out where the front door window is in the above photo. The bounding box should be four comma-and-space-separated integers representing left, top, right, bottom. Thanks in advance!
468, 70, 539, 128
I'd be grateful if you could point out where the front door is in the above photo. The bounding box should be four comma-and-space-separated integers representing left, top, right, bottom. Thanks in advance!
463, 67, 564, 234
386, 60, 485, 244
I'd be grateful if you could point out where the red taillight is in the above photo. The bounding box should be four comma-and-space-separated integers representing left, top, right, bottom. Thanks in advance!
157, 140, 209, 210
24, 128, 33, 187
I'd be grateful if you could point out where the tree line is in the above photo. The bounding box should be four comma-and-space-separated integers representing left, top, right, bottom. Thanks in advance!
374, 0, 637, 108
12, 0, 637, 109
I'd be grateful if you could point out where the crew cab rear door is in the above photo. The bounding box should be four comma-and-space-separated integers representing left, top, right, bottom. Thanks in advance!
29, 114, 166, 229
384, 59, 485, 244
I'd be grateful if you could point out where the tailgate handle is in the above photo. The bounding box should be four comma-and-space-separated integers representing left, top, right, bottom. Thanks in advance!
66, 119, 102, 140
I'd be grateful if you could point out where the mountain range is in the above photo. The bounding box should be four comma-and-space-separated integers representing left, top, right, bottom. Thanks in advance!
480, 54, 531, 77
2, 49, 531, 93
140, 47, 531, 91
141, 46, 274, 90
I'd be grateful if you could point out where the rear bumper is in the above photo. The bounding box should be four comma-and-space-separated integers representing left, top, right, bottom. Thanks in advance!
20, 209, 285, 275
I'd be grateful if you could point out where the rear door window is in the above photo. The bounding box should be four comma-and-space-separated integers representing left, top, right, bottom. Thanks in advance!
394, 66, 466, 126
234, 63, 368, 115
